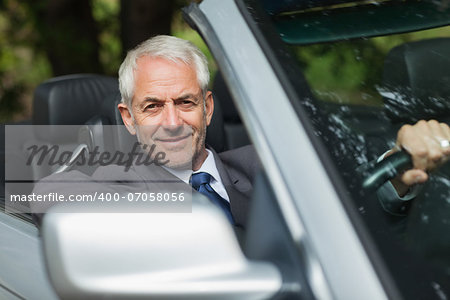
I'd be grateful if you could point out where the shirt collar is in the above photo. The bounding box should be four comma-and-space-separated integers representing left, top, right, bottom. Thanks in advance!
194, 149, 221, 184
162, 165, 192, 184
162, 149, 220, 184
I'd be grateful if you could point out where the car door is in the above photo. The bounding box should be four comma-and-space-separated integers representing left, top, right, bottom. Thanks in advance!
186, 0, 450, 299
0, 204, 58, 299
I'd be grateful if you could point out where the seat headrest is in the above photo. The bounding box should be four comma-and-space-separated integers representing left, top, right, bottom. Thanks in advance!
381, 38, 450, 123
32, 74, 118, 142
96, 92, 124, 126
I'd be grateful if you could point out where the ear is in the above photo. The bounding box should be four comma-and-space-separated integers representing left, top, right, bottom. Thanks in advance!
204, 91, 214, 126
118, 102, 136, 135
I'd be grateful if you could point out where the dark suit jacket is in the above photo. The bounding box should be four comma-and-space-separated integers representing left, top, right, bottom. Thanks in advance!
212, 145, 260, 230
32, 145, 260, 232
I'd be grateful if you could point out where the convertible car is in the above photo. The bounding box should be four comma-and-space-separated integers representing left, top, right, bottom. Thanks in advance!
1, 0, 450, 299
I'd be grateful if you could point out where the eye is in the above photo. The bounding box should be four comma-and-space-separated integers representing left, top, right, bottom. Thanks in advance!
144, 103, 162, 111
178, 100, 195, 108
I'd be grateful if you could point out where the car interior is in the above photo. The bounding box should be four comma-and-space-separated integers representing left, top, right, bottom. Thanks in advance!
245, 0, 450, 293
0, 58, 316, 298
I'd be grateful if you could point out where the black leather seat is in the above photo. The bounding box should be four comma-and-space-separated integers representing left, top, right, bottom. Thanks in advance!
382, 38, 450, 124
362, 38, 450, 160
5, 74, 119, 199
32, 74, 118, 142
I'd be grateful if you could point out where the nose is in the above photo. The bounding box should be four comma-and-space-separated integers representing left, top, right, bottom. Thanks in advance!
161, 102, 183, 128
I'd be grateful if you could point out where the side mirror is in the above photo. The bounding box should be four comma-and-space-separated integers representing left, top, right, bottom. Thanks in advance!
42, 196, 281, 299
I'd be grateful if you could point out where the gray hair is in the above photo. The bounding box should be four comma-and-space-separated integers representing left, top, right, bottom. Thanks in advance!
118, 35, 210, 107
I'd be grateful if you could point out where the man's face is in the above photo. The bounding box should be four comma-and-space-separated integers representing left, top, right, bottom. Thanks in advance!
118, 56, 213, 170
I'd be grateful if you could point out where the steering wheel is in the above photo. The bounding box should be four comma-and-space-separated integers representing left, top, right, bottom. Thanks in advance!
362, 151, 413, 190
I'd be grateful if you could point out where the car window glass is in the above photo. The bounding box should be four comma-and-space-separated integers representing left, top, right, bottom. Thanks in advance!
292, 22, 450, 300
259, 0, 450, 297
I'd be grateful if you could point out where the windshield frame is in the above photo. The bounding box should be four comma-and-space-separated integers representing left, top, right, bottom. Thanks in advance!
186, 0, 391, 298
238, 0, 450, 298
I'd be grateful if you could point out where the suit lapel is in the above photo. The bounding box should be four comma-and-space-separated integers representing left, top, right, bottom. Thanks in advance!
209, 148, 251, 228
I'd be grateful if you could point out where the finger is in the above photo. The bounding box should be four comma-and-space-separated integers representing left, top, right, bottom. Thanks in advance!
440, 122, 450, 139
440, 123, 450, 155
426, 119, 446, 164
400, 169, 428, 186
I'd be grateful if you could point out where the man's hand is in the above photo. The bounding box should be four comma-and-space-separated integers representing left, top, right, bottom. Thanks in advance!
388, 120, 450, 197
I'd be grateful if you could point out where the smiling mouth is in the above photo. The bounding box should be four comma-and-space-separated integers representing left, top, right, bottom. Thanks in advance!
155, 134, 191, 143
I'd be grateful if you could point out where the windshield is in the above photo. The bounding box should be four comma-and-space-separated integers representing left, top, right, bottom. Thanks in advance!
252, 0, 450, 297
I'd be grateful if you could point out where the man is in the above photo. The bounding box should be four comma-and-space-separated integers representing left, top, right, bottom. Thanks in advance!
116, 35, 259, 228
32, 35, 450, 229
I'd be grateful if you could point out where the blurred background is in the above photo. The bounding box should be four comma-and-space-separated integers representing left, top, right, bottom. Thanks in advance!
0, 0, 449, 123
0, 0, 215, 123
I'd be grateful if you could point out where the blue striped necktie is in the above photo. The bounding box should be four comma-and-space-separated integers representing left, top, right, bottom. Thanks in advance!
191, 172, 234, 224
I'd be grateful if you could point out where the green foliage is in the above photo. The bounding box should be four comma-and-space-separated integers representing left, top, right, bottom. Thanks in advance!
0, 0, 52, 122
92, 0, 121, 76
293, 26, 450, 106
2, 0, 448, 123
0, 0, 123, 122
0, 0, 211, 123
